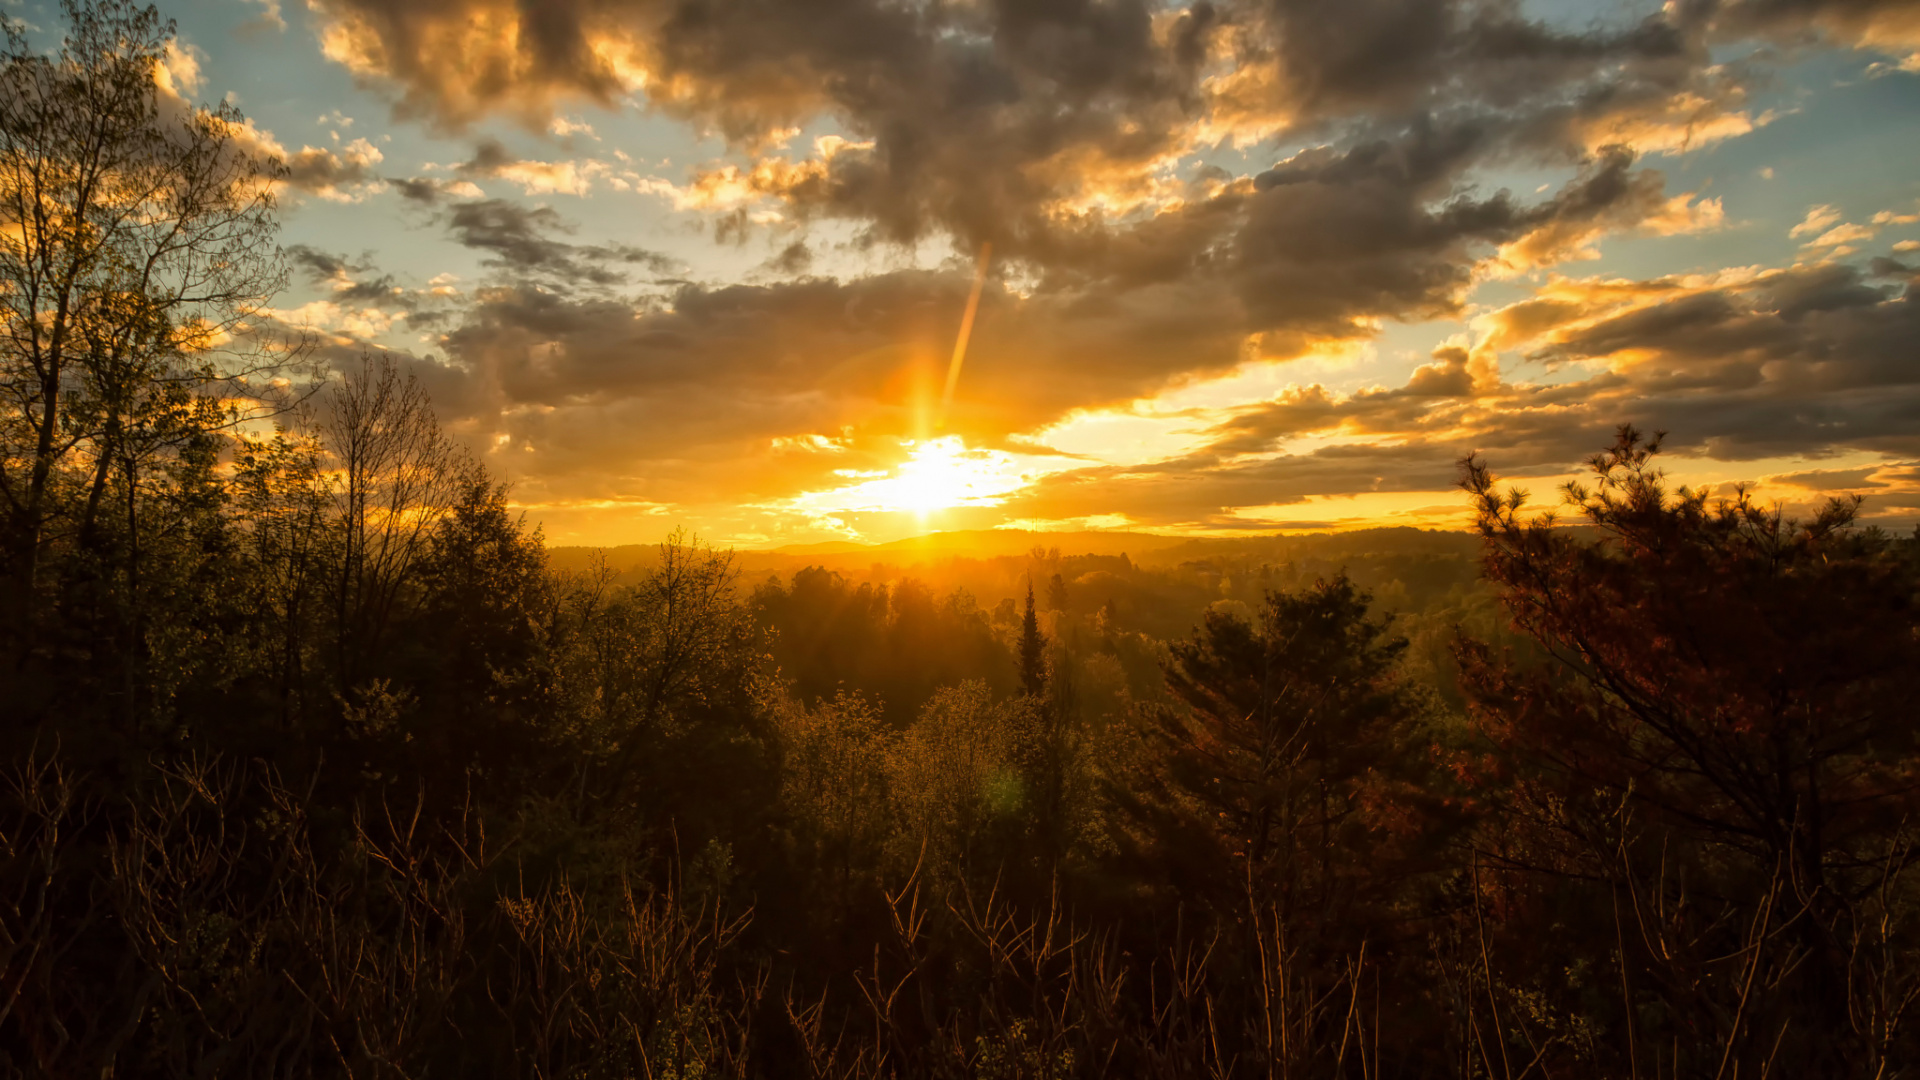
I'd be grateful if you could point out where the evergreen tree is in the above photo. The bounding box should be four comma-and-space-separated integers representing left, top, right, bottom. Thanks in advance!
1457, 425, 1920, 1076
1018, 580, 1047, 698
1119, 573, 1445, 922
1045, 572, 1068, 612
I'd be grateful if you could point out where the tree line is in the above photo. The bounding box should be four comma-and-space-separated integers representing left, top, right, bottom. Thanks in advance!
4, 3, 1920, 1077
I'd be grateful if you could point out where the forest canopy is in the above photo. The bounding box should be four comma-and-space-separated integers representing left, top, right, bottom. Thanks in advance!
3, 4, 1920, 1079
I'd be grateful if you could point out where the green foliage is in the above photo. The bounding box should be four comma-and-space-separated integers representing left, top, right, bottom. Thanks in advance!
886, 681, 1040, 880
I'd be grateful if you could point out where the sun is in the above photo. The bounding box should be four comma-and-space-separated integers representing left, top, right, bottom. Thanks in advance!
887, 438, 1025, 513
783, 436, 1044, 520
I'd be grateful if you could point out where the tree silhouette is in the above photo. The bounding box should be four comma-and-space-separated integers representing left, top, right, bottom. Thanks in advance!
1458, 425, 1920, 1075
1018, 580, 1047, 698
0, 0, 296, 641
1121, 574, 1444, 921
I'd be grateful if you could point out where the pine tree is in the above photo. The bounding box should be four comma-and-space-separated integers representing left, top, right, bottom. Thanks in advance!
1123, 574, 1439, 917
1018, 581, 1047, 698
1458, 426, 1920, 1072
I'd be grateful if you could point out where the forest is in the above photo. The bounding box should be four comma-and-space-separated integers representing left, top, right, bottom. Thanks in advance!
4, 3, 1920, 1078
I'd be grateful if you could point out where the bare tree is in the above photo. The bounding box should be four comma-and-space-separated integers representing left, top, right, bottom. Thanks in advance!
0, 0, 292, 632
323, 354, 475, 693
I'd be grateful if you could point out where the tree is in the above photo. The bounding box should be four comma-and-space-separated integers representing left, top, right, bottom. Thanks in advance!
1045, 572, 1068, 613
0, 0, 292, 635
1018, 581, 1047, 698
886, 680, 1035, 880
230, 425, 331, 733
1458, 425, 1920, 1074
398, 477, 551, 798
551, 530, 771, 837
323, 354, 475, 694
1121, 574, 1441, 924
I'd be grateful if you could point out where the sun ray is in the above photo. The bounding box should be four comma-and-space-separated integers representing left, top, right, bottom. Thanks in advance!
936, 241, 992, 429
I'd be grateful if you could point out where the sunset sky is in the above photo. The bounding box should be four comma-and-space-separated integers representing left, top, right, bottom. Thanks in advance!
62, 0, 1920, 545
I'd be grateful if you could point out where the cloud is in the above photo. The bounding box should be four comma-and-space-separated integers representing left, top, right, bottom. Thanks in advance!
284, 244, 414, 306
285, 244, 366, 286
366, 261, 1256, 523
436, 268, 1241, 434
454, 137, 610, 195
1717, 0, 1920, 69
371, 116, 1800, 531
389, 176, 487, 203
1791, 203, 1844, 237
283, 138, 386, 201
300, 0, 1796, 271
1781, 200, 1920, 255
760, 240, 813, 277
1494, 151, 1724, 274
238, 0, 286, 36
1406, 341, 1500, 397
983, 254, 1920, 529
1226, 137, 1719, 338
154, 40, 205, 100
442, 198, 676, 287
280, 0, 1920, 538
1763, 465, 1893, 490
342, 238, 1920, 540
307, 0, 652, 129
148, 37, 382, 203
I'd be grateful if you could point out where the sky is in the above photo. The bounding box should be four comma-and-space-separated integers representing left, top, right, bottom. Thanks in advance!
45, 0, 1920, 546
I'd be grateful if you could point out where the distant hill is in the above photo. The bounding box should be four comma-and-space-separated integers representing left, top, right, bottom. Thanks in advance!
1130, 526, 1481, 567
761, 540, 869, 556
774, 529, 1194, 560
545, 526, 1481, 587
545, 530, 1188, 585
